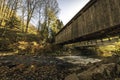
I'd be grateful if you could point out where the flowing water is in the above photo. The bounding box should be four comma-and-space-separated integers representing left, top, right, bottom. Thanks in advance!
57, 56, 101, 65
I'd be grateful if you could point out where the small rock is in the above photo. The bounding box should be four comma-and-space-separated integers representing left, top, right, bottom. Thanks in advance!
115, 78, 120, 80
117, 64, 120, 74
65, 73, 79, 80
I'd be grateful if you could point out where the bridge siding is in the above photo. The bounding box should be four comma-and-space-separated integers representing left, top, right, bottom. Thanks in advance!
56, 0, 120, 44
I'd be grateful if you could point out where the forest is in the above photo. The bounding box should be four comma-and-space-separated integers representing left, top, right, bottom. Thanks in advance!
0, 0, 64, 55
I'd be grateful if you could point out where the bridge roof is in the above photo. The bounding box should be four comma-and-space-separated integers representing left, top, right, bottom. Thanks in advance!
55, 0, 97, 36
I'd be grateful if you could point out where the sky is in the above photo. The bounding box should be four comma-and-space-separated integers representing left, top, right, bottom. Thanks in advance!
28, 0, 90, 27
57, 0, 90, 25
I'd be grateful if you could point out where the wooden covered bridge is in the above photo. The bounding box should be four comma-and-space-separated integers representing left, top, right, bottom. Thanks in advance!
55, 0, 120, 46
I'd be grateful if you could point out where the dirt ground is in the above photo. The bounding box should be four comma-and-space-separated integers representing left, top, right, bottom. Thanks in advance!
0, 55, 120, 80
0, 55, 74, 80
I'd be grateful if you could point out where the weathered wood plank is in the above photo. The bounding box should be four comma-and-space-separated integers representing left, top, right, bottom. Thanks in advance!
55, 0, 120, 44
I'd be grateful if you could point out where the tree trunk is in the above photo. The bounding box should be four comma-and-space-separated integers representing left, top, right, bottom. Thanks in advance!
25, 21, 29, 33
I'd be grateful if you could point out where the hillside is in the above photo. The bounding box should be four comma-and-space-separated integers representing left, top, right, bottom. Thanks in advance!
0, 26, 39, 54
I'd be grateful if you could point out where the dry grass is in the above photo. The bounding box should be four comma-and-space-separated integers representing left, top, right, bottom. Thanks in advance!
98, 41, 120, 57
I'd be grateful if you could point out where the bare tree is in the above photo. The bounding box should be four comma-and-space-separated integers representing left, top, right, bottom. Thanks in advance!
19, 0, 26, 32
36, 0, 43, 32
0, 0, 20, 26
25, 0, 38, 33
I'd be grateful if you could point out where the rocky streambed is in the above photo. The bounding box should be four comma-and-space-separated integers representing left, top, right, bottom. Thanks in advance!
65, 55, 120, 80
0, 55, 120, 80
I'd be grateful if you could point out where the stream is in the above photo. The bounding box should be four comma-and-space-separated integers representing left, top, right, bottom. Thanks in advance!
57, 56, 101, 65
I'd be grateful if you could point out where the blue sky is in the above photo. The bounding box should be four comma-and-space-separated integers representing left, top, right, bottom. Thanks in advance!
57, 0, 90, 25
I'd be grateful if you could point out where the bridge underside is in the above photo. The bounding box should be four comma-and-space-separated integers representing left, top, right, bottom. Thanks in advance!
55, 0, 120, 46
60, 24, 120, 45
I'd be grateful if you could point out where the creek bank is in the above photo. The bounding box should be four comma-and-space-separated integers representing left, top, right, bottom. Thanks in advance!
65, 55, 120, 80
